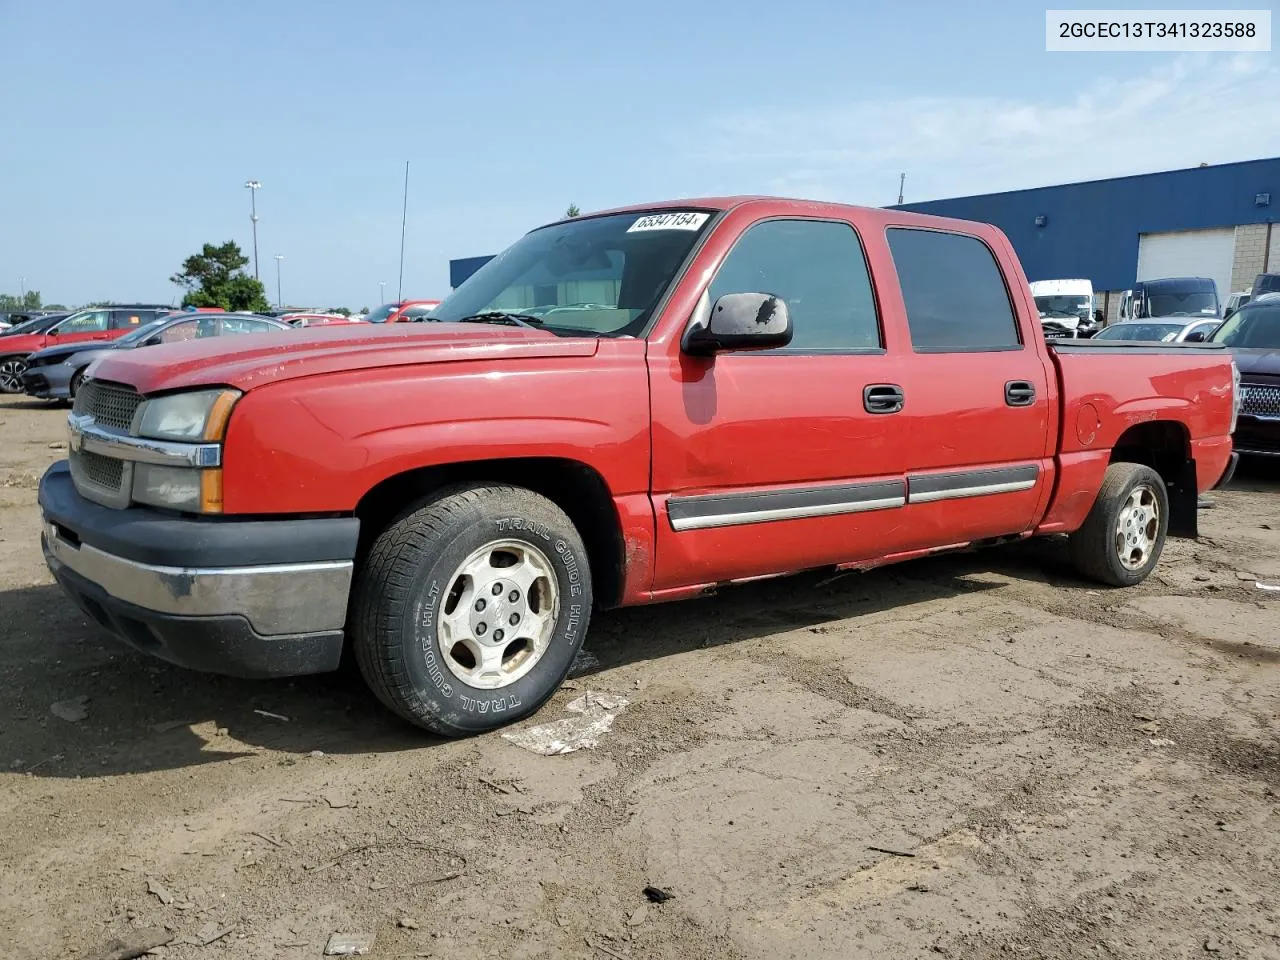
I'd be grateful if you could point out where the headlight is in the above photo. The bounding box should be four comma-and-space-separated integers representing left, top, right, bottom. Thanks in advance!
132, 463, 204, 511
135, 388, 240, 442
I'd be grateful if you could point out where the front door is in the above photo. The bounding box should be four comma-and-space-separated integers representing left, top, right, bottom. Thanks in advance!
647, 215, 912, 592
46, 309, 115, 348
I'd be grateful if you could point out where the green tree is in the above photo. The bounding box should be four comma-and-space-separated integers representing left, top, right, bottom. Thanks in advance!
328, 306, 352, 316
0, 291, 42, 311
171, 241, 271, 312
565, 203, 581, 218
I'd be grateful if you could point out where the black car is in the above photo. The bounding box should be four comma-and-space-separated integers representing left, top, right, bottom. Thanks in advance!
1209, 295, 1280, 458
0, 311, 74, 337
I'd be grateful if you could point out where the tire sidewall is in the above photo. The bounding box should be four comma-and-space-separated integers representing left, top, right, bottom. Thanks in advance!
397, 501, 591, 734
1104, 467, 1169, 585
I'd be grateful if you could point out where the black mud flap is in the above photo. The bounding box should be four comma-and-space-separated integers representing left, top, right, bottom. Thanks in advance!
1166, 457, 1199, 539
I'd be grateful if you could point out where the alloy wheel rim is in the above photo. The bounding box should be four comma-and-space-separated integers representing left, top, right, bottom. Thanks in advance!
1115, 483, 1160, 570
436, 539, 560, 690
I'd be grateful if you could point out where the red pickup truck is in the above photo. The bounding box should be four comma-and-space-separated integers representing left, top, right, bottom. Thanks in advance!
39, 198, 1240, 735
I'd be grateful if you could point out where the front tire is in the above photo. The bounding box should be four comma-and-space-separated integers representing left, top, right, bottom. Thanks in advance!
69, 368, 86, 399
1068, 463, 1169, 587
0, 357, 26, 395
351, 484, 592, 736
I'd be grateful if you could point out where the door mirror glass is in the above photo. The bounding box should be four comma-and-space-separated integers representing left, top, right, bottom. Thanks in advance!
683, 292, 793, 355
1183, 330, 1206, 342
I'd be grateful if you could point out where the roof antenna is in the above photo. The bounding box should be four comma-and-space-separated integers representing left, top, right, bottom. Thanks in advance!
897, 172, 906, 205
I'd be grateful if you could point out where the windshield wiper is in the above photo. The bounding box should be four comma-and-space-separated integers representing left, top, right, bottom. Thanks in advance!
452, 311, 544, 328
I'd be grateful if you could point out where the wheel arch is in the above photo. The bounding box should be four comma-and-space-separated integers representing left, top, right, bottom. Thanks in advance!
353, 456, 627, 609
1108, 420, 1197, 538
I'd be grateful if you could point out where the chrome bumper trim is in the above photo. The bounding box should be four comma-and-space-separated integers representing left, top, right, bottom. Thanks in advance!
42, 524, 352, 636
68, 413, 222, 468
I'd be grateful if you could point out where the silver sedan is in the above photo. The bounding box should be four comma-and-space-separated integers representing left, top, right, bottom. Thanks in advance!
21, 313, 292, 400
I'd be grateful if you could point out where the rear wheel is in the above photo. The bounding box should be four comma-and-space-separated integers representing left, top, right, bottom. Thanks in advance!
0, 357, 25, 394
351, 483, 592, 736
1068, 462, 1169, 586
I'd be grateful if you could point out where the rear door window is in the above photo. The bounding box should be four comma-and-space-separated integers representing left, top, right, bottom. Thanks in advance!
886, 228, 1021, 352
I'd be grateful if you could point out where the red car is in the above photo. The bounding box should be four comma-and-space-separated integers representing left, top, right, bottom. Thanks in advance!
364, 300, 441, 323
39, 197, 1238, 736
0, 305, 176, 394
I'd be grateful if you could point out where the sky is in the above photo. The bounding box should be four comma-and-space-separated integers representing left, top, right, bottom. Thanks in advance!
2, 0, 1278, 309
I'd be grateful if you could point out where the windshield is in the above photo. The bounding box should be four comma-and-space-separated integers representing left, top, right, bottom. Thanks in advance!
1093, 322, 1184, 342
1209, 304, 1280, 348
365, 303, 401, 323
115, 317, 174, 346
432, 210, 715, 337
1034, 295, 1090, 318
1144, 290, 1218, 318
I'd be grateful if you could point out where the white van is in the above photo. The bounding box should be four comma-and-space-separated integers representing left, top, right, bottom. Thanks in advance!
1029, 279, 1094, 338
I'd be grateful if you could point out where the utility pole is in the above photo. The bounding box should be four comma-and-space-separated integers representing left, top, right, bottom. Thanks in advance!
379, 281, 386, 304
397, 160, 410, 302
897, 173, 906, 205
273, 255, 284, 310
18, 276, 25, 301
244, 180, 262, 280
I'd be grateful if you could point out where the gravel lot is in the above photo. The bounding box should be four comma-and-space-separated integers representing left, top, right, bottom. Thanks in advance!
1, 397, 1277, 960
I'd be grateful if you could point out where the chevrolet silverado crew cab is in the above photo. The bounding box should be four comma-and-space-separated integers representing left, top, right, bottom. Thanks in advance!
39, 198, 1240, 736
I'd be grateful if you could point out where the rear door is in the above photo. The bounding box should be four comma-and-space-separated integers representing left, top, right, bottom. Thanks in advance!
883, 226, 1055, 548
647, 214, 913, 591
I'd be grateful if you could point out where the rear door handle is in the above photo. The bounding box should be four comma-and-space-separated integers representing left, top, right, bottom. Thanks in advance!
1005, 380, 1036, 407
864, 383, 904, 414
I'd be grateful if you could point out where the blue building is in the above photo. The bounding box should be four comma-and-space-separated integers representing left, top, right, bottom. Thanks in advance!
894, 157, 1278, 319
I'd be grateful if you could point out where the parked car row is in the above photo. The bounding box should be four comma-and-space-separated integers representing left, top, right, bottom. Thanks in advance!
2, 298, 444, 395
20, 312, 292, 399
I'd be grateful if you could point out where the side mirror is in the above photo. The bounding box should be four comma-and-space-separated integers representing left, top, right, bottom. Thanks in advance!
1183, 330, 1206, 342
683, 292, 793, 356
142, 336, 163, 347
1094, 309, 1104, 323
1222, 307, 1235, 320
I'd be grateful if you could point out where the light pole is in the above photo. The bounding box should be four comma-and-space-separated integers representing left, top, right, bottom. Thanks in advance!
273, 255, 284, 310
244, 179, 261, 280
379, 281, 386, 304
18, 276, 24, 302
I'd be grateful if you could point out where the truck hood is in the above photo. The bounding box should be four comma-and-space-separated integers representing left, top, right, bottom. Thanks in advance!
1231, 347, 1280, 378
87, 323, 602, 394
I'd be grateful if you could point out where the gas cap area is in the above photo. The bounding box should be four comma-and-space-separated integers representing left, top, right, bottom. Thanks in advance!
1076, 403, 1101, 446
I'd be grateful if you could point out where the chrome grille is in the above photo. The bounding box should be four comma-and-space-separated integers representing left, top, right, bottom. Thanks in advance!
1241, 384, 1280, 419
73, 379, 142, 431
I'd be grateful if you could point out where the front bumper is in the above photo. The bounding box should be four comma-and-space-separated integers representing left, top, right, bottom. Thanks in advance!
21, 362, 74, 399
1233, 416, 1280, 457
39, 462, 359, 678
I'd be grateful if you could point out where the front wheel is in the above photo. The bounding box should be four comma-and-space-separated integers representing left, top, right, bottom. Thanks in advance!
351, 484, 592, 736
0, 357, 26, 394
69, 368, 86, 399
1068, 462, 1169, 586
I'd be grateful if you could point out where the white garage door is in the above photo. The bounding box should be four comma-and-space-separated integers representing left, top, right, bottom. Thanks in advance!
1136, 227, 1236, 303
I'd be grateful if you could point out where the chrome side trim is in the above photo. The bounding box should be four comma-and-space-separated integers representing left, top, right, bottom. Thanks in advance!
668, 479, 906, 532
43, 525, 352, 636
907, 464, 1040, 504
68, 413, 222, 468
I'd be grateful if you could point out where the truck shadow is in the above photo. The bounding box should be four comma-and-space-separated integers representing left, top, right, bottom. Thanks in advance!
0, 540, 1115, 780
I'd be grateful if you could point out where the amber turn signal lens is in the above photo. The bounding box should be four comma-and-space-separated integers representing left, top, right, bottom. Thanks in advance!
203, 391, 239, 442
200, 469, 224, 514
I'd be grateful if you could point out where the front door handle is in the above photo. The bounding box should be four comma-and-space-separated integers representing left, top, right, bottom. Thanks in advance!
1005, 380, 1036, 407
864, 383, 905, 414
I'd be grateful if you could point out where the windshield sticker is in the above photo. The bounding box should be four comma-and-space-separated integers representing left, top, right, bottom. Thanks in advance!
627, 212, 710, 233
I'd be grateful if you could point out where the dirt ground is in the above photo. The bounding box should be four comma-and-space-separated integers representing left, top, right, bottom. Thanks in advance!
1, 397, 1277, 960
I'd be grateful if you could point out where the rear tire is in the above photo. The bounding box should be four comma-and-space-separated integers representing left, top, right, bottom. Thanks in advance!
351, 483, 592, 736
1068, 462, 1169, 587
